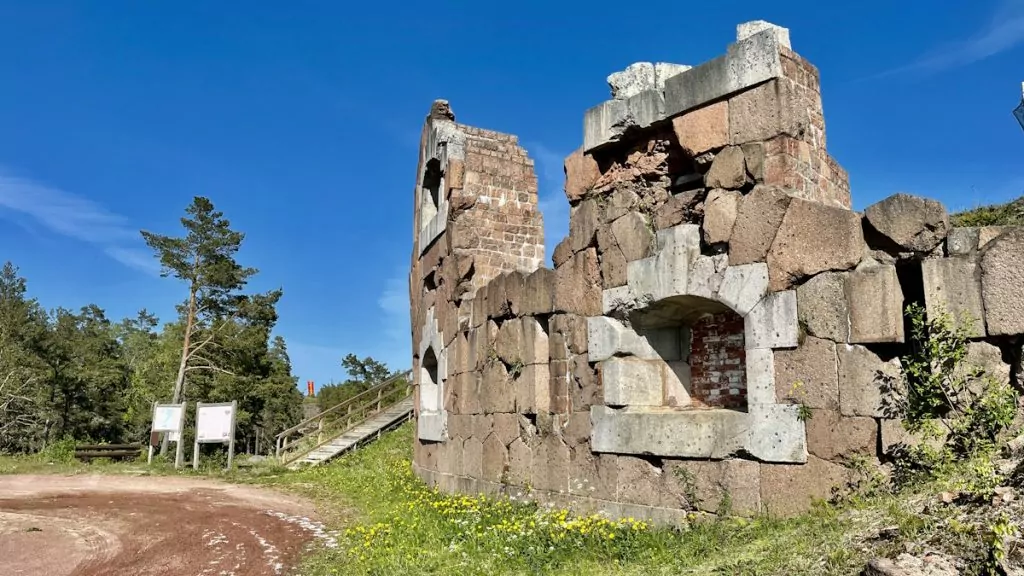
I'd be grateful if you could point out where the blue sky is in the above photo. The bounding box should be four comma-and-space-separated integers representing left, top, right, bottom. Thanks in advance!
0, 0, 1021, 389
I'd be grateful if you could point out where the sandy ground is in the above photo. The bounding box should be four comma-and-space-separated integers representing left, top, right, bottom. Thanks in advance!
0, 474, 334, 576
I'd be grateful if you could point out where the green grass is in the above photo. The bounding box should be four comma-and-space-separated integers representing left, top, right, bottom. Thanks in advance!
4, 424, 982, 575
255, 423, 909, 576
951, 196, 1024, 227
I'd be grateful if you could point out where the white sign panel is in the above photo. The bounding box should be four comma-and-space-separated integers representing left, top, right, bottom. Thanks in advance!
152, 404, 184, 432
197, 404, 235, 443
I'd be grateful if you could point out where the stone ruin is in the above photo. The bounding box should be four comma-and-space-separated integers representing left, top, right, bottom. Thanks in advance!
407, 20, 1024, 520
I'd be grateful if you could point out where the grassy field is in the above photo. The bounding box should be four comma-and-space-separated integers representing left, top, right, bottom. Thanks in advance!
0, 424, 996, 575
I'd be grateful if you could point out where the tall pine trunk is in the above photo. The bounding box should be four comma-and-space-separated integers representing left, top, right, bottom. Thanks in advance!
160, 286, 196, 456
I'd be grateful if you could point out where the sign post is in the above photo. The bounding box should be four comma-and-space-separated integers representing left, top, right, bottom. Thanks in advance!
193, 401, 237, 471
149, 402, 186, 469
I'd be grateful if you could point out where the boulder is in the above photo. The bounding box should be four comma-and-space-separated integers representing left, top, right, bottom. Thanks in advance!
796, 272, 849, 342
703, 189, 741, 244
704, 145, 750, 190
766, 198, 865, 291
570, 199, 601, 253
611, 212, 655, 262
980, 228, 1024, 336
863, 193, 950, 253
729, 185, 791, 265
564, 148, 600, 202
837, 344, 902, 418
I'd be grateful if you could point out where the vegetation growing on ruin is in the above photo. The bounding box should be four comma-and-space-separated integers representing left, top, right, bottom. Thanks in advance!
951, 195, 1024, 227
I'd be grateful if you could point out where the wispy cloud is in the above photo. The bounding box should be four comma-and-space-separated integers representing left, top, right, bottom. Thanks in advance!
526, 142, 570, 266
0, 169, 159, 275
875, 0, 1024, 78
377, 267, 411, 369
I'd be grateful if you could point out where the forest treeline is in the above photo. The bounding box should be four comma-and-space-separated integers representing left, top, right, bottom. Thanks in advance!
0, 196, 310, 454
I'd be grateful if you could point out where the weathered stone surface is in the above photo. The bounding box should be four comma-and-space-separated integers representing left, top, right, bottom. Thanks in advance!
570, 199, 601, 253
837, 344, 901, 418
705, 146, 750, 190
946, 227, 979, 256
627, 225, 701, 303
666, 459, 761, 515
521, 316, 549, 365
663, 29, 784, 117
663, 361, 692, 407
564, 148, 600, 202
481, 433, 508, 483
745, 348, 776, 405
583, 99, 628, 151
494, 318, 524, 366
463, 436, 483, 478
568, 449, 617, 500
740, 142, 765, 181
863, 193, 950, 253
804, 409, 877, 461
760, 456, 851, 517
604, 189, 639, 222
773, 335, 839, 410
746, 403, 807, 463
591, 406, 749, 458
766, 198, 865, 291
570, 355, 602, 410
554, 248, 602, 316
846, 262, 905, 344
922, 257, 985, 337
515, 363, 549, 414
559, 411, 592, 448
532, 435, 570, 492
504, 272, 527, 317
979, 225, 1013, 248
737, 20, 791, 49
607, 62, 655, 100
588, 316, 660, 362
481, 359, 515, 414
598, 228, 628, 288
729, 185, 792, 265
550, 314, 588, 355
745, 290, 799, 350
654, 190, 702, 230
615, 455, 662, 506
717, 262, 769, 316
981, 228, 1024, 336
966, 341, 1011, 385
472, 414, 494, 439
601, 357, 663, 406
507, 438, 532, 485
552, 238, 573, 268
520, 268, 555, 316
796, 272, 850, 342
671, 100, 729, 155
611, 212, 655, 263
728, 79, 809, 145
492, 413, 520, 447
703, 189, 741, 245
687, 254, 729, 300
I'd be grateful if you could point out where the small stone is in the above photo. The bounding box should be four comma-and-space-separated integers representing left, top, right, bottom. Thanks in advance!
607, 62, 656, 100
672, 101, 729, 155
563, 149, 601, 203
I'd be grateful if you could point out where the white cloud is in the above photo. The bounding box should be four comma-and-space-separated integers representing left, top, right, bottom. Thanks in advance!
526, 142, 570, 265
0, 169, 159, 274
877, 0, 1024, 77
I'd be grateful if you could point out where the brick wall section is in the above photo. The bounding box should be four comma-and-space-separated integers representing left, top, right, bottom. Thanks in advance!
688, 312, 746, 409
450, 126, 545, 298
761, 48, 851, 209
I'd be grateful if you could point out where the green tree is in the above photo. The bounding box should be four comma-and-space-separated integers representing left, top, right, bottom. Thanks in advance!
0, 262, 49, 451
141, 196, 255, 453
317, 355, 396, 411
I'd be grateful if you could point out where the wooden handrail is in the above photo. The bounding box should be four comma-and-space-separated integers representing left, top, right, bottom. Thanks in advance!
275, 369, 412, 461
276, 370, 411, 439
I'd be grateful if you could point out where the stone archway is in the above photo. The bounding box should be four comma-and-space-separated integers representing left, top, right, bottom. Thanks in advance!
417, 306, 447, 442
589, 223, 808, 463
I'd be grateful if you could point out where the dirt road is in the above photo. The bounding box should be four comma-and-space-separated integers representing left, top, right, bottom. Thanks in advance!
0, 474, 333, 576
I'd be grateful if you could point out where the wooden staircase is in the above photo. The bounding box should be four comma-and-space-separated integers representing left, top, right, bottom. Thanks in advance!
275, 370, 412, 469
